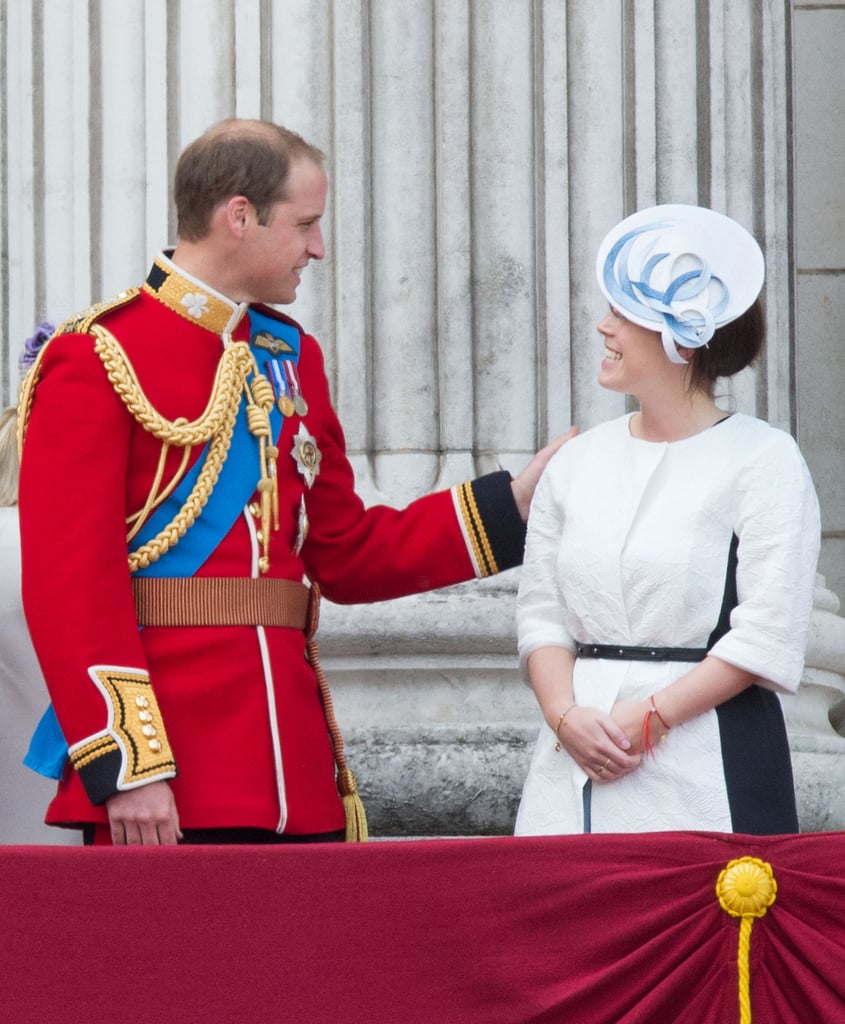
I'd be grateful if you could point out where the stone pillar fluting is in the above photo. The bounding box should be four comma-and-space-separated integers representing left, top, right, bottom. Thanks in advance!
783, 578, 845, 832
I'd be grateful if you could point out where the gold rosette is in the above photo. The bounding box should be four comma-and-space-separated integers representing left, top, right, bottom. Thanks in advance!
717, 856, 777, 918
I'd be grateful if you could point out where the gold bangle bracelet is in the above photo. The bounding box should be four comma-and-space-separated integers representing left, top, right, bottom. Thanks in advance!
554, 702, 577, 751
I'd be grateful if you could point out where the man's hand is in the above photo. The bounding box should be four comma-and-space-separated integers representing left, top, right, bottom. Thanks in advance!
105, 780, 182, 846
511, 428, 577, 521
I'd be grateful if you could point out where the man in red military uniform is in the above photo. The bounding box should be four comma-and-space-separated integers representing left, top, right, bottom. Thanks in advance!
18, 119, 565, 846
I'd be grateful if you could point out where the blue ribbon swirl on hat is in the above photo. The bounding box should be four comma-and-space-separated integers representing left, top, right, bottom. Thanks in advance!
603, 224, 730, 363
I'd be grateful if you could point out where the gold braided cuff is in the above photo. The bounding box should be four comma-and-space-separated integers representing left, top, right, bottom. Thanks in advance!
69, 666, 177, 805
452, 471, 526, 578
455, 480, 498, 576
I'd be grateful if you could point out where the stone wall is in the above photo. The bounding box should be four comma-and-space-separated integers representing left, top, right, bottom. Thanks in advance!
794, 2, 845, 607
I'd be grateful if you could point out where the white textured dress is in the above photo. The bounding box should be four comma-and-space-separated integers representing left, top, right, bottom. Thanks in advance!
0, 507, 79, 844
514, 413, 820, 835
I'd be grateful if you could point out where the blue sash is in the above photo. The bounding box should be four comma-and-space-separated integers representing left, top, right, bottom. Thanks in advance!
25, 310, 301, 778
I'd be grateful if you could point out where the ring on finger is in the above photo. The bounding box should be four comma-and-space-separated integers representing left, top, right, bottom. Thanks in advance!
602, 757, 612, 771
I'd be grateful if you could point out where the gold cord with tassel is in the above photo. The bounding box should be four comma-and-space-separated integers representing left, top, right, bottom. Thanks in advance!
243, 370, 279, 573
304, 583, 368, 842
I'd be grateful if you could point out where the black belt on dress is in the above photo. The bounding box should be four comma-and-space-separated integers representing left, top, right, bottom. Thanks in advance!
575, 642, 709, 663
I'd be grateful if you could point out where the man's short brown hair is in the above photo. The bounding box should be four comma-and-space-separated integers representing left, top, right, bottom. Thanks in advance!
174, 119, 325, 242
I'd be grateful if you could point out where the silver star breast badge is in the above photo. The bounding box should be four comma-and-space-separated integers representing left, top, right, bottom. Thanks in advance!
291, 423, 322, 488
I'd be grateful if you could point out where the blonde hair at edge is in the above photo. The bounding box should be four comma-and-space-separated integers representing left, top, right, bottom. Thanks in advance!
0, 407, 19, 507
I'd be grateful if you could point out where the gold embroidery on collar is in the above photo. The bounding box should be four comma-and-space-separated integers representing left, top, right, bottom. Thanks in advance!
142, 255, 245, 334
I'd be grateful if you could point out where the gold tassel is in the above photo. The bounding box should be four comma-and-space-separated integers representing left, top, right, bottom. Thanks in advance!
338, 767, 369, 842
305, 587, 369, 842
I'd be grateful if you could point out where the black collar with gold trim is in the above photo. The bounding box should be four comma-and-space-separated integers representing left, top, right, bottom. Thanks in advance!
142, 252, 248, 335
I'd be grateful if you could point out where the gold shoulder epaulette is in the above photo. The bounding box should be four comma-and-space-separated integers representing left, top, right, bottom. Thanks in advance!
55, 287, 141, 336
17, 288, 142, 456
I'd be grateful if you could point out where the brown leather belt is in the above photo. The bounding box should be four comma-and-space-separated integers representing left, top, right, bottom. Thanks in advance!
132, 577, 317, 634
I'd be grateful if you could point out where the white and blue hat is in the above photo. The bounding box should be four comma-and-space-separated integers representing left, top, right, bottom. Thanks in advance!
596, 204, 765, 364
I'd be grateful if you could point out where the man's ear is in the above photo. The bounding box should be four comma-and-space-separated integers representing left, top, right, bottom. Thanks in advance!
226, 196, 252, 235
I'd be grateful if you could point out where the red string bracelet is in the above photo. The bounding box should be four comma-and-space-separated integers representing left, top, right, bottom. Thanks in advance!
650, 694, 671, 731
640, 694, 671, 758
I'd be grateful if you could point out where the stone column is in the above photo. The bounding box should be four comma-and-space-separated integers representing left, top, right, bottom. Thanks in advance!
783, 579, 845, 832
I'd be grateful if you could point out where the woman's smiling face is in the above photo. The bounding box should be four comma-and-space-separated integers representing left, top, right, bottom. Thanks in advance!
596, 306, 674, 396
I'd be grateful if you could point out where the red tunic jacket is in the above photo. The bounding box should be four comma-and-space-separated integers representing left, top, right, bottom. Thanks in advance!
18, 255, 526, 835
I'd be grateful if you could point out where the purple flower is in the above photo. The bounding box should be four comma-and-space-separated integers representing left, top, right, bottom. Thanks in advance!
19, 320, 55, 376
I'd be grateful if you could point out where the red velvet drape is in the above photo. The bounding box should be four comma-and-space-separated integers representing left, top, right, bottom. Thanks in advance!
3, 831, 844, 1023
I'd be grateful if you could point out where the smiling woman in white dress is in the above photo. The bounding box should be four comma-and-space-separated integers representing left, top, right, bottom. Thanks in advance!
515, 205, 820, 836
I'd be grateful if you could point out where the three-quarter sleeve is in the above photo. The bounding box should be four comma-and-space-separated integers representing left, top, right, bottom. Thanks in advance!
709, 431, 820, 692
